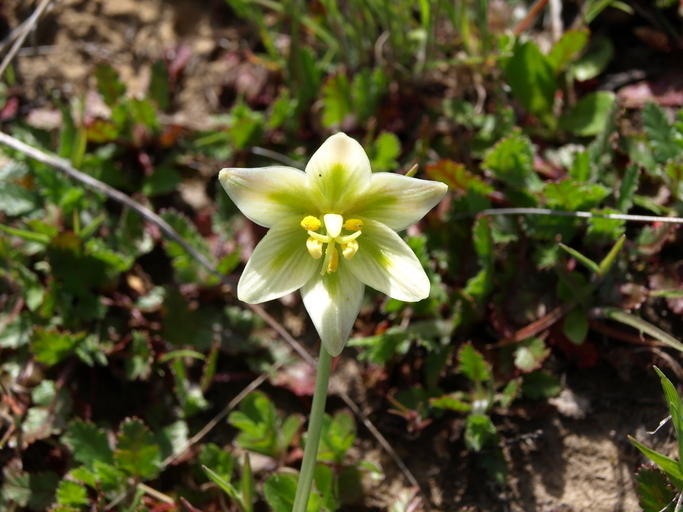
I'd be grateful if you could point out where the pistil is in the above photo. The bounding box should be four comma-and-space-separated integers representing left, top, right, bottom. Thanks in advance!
301, 214, 363, 273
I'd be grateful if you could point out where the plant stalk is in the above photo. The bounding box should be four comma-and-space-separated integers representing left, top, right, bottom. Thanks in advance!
292, 344, 333, 512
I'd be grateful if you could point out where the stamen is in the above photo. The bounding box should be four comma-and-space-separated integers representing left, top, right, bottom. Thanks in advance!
326, 248, 339, 273
338, 230, 362, 244
320, 240, 336, 275
341, 240, 359, 260
301, 216, 321, 231
344, 218, 363, 231
306, 237, 323, 259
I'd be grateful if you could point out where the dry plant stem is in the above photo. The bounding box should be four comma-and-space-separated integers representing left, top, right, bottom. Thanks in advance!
292, 345, 332, 512
0, 131, 430, 509
0, 0, 55, 77
451, 208, 683, 224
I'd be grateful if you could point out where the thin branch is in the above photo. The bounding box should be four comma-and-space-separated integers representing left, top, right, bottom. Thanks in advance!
451, 207, 683, 224
0, 0, 55, 78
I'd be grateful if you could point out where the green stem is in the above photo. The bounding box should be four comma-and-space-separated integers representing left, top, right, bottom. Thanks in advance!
292, 345, 332, 512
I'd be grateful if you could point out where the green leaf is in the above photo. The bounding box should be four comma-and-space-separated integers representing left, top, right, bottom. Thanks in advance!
514, 337, 551, 371
95, 63, 126, 106
62, 419, 114, 469
598, 308, 683, 352
124, 330, 153, 381
241, 453, 255, 512
0, 312, 32, 348
617, 164, 640, 212
228, 391, 280, 458
263, 472, 322, 512
263, 472, 298, 512
521, 370, 561, 399
114, 418, 161, 479
130, 98, 160, 131
197, 444, 234, 483
56, 480, 89, 506
0, 223, 50, 244
370, 131, 401, 172
629, 437, 683, 490
465, 413, 497, 452
482, 129, 541, 190
30, 328, 87, 366
314, 463, 340, 511
545, 179, 610, 211
547, 29, 590, 72
142, 165, 182, 196
322, 73, 352, 128
430, 394, 472, 412
149, 59, 170, 111
572, 37, 614, 81
635, 464, 677, 512
654, 366, 683, 468
504, 41, 557, 122
457, 343, 491, 384
643, 102, 683, 163
558, 243, 600, 274
563, 306, 589, 345
597, 233, 626, 275
560, 92, 615, 136
203, 465, 244, 506
318, 411, 356, 464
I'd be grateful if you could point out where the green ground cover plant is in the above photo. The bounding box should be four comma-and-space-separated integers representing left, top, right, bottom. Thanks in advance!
2, 0, 683, 510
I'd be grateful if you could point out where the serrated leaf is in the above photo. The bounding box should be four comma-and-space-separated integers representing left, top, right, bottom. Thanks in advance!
617, 164, 640, 212
630, 436, 683, 489
124, 330, 153, 381
321, 73, 352, 128
149, 59, 170, 111
545, 179, 610, 211
458, 344, 491, 384
56, 480, 89, 506
63, 419, 114, 469
465, 413, 497, 452
635, 464, 677, 512
514, 337, 551, 371
315, 463, 340, 511
318, 411, 356, 464
482, 129, 541, 190
504, 41, 557, 123
95, 63, 126, 106
114, 418, 161, 479
643, 102, 683, 164
522, 370, 561, 399
370, 131, 401, 171
30, 328, 86, 366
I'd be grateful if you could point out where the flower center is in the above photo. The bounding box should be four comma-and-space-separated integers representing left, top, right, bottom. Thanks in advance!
300, 214, 363, 275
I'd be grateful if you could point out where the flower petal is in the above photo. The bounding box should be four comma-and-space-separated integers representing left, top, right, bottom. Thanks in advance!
219, 166, 316, 228
345, 220, 430, 301
305, 133, 371, 213
237, 219, 319, 303
301, 265, 365, 356
349, 173, 448, 231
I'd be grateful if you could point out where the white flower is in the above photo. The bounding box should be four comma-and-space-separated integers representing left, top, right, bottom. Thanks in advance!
219, 133, 448, 356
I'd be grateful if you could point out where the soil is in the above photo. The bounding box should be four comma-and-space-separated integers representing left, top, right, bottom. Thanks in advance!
2, 1, 679, 511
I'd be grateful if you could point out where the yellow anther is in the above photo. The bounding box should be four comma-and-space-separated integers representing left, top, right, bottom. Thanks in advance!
341, 240, 359, 260
344, 218, 363, 231
301, 216, 321, 231
326, 248, 339, 273
306, 237, 324, 259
